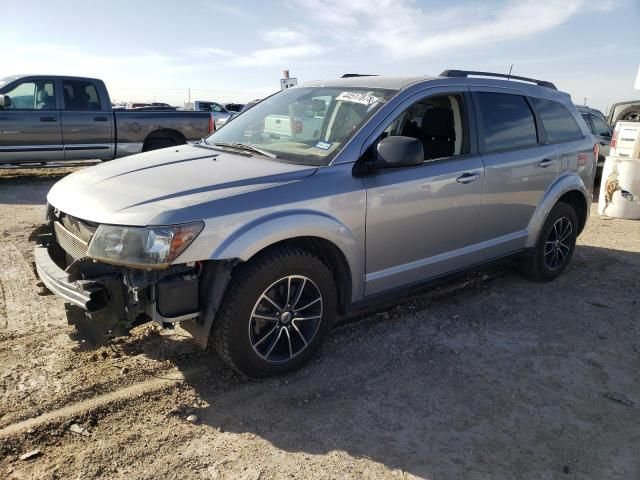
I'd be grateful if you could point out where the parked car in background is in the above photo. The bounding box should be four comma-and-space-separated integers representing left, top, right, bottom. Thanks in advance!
187, 100, 238, 126
577, 105, 612, 169
0, 75, 214, 164
240, 99, 262, 112
126, 102, 174, 109
224, 103, 245, 113
608, 100, 640, 124
35, 70, 596, 378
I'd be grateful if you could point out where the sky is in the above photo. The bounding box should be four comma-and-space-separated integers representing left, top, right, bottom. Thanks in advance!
1, 0, 639, 112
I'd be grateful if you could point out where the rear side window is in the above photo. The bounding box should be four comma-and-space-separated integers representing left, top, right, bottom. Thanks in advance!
475, 92, 537, 152
590, 114, 611, 137
530, 97, 583, 143
62, 80, 102, 111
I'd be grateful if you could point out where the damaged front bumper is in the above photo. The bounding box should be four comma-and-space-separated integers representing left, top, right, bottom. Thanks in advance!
33, 222, 205, 336
34, 244, 109, 312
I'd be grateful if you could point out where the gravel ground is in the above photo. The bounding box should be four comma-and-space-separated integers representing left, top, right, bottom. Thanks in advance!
0, 165, 638, 479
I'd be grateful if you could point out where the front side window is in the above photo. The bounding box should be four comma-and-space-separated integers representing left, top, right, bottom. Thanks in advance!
530, 97, 583, 143
476, 92, 538, 152
2, 80, 55, 110
205, 86, 396, 165
380, 94, 467, 160
62, 80, 101, 111
590, 114, 611, 137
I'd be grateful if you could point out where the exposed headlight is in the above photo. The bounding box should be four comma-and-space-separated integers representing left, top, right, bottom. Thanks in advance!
87, 222, 203, 269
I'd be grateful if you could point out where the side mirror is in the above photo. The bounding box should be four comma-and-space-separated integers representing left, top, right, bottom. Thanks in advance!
0, 95, 11, 108
375, 136, 424, 168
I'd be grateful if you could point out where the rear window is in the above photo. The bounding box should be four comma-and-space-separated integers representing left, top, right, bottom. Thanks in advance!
62, 80, 102, 111
475, 92, 538, 152
530, 98, 583, 143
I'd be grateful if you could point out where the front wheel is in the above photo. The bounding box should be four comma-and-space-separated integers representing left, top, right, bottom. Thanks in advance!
520, 201, 578, 282
212, 246, 337, 378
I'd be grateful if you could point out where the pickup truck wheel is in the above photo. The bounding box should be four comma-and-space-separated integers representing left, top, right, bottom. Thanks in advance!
212, 247, 336, 378
519, 202, 578, 282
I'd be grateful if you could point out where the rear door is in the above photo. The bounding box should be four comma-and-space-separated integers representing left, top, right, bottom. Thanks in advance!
60, 79, 114, 160
471, 89, 559, 253
0, 77, 63, 163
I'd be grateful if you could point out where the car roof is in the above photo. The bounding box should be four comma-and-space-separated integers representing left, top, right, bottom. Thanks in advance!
1, 74, 103, 84
302, 74, 570, 99
302, 75, 437, 90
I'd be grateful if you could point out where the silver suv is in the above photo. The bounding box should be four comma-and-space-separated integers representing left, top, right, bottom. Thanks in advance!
35, 70, 597, 378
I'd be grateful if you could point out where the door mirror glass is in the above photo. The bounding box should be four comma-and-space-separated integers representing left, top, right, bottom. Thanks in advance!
0, 95, 11, 108
376, 136, 424, 168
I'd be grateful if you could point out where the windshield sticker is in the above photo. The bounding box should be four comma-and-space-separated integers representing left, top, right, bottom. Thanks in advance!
314, 141, 333, 150
336, 91, 379, 107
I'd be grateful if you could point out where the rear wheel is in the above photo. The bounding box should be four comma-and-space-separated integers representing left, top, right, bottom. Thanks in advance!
520, 202, 578, 282
212, 246, 337, 378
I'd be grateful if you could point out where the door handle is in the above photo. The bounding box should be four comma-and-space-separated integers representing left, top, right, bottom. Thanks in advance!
538, 158, 556, 168
40, 117, 57, 122
456, 172, 480, 184
599, 141, 606, 146
93, 116, 108, 122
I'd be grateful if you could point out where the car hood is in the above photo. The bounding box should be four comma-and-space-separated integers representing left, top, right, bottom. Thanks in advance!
47, 144, 318, 225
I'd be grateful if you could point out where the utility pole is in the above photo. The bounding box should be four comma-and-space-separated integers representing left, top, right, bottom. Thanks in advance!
584, 97, 587, 106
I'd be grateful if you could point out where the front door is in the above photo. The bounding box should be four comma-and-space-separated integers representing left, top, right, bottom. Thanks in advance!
0, 77, 63, 163
362, 91, 485, 295
60, 79, 114, 160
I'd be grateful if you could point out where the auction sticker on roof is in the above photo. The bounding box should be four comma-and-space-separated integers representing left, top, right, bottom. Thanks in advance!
336, 91, 379, 106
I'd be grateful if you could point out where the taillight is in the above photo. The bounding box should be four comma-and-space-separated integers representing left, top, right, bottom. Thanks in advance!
610, 128, 617, 149
293, 120, 303, 134
208, 115, 215, 134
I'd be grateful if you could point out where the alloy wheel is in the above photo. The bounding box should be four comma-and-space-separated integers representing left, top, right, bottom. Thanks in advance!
544, 217, 573, 271
248, 275, 323, 363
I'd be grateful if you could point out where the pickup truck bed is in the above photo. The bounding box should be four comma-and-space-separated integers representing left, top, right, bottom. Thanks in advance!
0, 75, 213, 164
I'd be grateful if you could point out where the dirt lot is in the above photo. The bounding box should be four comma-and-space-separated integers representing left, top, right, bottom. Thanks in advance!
0, 165, 638, 479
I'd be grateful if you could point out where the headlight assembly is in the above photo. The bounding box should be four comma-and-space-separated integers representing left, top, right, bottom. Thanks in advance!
87, 222, 203, 269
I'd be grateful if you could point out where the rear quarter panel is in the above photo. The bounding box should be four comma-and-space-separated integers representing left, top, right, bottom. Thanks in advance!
114, 110, 211, 145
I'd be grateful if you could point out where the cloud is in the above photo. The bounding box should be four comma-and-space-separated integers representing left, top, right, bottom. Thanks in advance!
263, 28, 306, 46
187, 47, 235, 58
232, 43, 327, 67
289, 0, 590, 59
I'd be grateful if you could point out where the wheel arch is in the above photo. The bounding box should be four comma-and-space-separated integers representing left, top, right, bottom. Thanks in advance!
142, 128, 187, 150
525, 174, 590, 248
181, 212, 363, 348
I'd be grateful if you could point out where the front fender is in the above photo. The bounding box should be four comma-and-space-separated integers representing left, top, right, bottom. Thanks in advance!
211, 210, 364, 301
525, 173, 590, 248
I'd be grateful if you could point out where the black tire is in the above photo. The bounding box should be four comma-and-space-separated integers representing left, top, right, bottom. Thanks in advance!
142, 137, 177, 152
520, 201, 578, 282
617, 106, 640, 123
212, 246, 337, 378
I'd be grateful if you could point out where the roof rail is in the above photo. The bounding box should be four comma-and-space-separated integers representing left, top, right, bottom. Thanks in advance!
439, 69, 557, 90
341, 73, 378, 78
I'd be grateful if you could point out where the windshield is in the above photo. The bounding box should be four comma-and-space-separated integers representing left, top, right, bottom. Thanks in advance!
205, 86, 397, 165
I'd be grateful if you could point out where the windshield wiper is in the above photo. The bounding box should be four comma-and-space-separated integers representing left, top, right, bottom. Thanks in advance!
211, 142, 277, 158
193, 138, 219, 150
